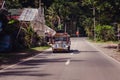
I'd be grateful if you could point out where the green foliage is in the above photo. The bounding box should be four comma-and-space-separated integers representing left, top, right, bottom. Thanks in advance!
82, 0, 98, 7
95, 24, 115, 41
45, 5, 58, 29
22, 26, 34, 48
45, 0, 71, 30
81, 17, 94, 39
5, 19, 19, 34
5, 20, 46, 50
5, 0, 40, 8
4, 0, 120, 41
5, 0, 22, 8
45, 0, 82, 35
19, 25, 48, 49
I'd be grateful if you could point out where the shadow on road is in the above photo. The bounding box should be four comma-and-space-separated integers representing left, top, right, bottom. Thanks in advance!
20, 58, 69, 66
71, 50, 80, 54
0, 70, 52, 77
0, 57, 69, 77
71, 49, 99, 54
79, 51, 99, 53
0, 50, 43, 66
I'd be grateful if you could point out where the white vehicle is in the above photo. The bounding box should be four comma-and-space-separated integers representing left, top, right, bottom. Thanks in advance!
51, 32, 71, 53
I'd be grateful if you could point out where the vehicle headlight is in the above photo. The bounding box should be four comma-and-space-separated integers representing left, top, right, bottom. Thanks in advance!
65, 45, 68, 48
52, 44, 57, 48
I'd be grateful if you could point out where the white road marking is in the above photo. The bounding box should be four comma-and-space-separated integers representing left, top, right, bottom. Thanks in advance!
65, 59, 70, 65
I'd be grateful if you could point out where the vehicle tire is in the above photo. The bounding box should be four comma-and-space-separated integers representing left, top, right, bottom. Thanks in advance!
53, 50, 56, 53
67, 46, 70, 53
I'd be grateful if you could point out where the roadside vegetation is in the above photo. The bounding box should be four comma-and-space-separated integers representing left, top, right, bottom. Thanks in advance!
95, 25, 115, 41
4, 0, 120, 41
26, 46, 50, 52
0, 0, 120, 51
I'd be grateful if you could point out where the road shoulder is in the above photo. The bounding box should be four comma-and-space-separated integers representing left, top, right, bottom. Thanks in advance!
88, 40, 120, 62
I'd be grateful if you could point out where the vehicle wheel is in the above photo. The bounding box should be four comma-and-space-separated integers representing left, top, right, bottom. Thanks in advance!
67, 46, 70, 53
53, 50, 56, 53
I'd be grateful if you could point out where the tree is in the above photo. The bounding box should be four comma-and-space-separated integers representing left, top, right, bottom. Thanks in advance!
45, 0, 70, 30
80, 0, 119, 40
95, 24, 115, 41
4, 0, 120, 40
45, 0, 83, 35
5, 0, 22, 8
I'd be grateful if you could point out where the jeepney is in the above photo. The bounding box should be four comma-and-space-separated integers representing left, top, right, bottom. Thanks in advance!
51, 32, 71, 53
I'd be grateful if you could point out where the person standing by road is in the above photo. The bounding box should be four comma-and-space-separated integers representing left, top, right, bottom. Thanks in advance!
76, 31, 79, 37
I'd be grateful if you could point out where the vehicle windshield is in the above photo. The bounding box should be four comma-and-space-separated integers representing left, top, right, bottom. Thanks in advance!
54, 37, 67, 41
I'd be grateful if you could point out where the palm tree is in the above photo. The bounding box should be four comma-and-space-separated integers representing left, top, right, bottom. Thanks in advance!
45, 3, 61, 30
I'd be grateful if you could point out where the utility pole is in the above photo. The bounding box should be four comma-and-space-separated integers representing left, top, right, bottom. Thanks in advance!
38, 0, 45, 37
117, 24, 120, 41
77, 27, 79, 37
39, 0, 42, 15
65, 23, 66, 33
93, 7, 96, 40
39, 0, 41, 6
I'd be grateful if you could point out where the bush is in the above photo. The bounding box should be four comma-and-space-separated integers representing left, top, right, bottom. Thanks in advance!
95, 24, 115, 41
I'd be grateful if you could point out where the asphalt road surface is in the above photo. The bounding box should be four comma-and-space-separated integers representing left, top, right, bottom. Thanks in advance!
0, 37, 120, 80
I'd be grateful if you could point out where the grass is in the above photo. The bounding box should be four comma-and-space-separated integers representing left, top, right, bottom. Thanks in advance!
12, 45, 51, 53
29, 46, 50, 51
87, 38, 119, 44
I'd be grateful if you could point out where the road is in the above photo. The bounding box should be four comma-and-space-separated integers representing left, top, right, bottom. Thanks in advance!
0, 37, 120, 80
